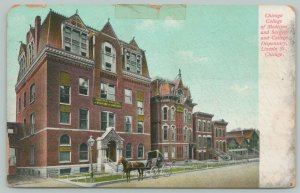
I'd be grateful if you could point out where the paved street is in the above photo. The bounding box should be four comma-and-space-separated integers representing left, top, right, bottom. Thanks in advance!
101, 162, 259, 188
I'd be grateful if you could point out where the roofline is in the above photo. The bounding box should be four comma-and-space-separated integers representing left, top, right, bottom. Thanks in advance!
193, 111, 214, 118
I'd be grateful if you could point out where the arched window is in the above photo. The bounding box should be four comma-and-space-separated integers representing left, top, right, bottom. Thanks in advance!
207, 137, 212, 149
125, 144, 132, 158
188, 129, 192, 142
183, 109, 188, 123
170, 106, 175, 121
163, 125, 168, 141
79, 143, 88, 161
59, 134, 71, 162
171, 125, 175, 141
177, 89, 184, 103
183, 127, 187, 142
162, 106, 168, 121
202, 121, 206, 132
102, 42, 116, 73
137, 144, 144, 159
198, 136, 202, 148
60, 134, 70, 145
30, 83, 36, 103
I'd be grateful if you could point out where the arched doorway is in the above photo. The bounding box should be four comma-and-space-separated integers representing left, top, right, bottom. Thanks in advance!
106, 141, 116, 162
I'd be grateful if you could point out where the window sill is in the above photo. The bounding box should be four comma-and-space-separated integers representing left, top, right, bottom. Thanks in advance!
59, 123, 71, 126
79, 160, 89, 163
60, 103, 71, 105
78, 94, 89, 97
59, 161, 71, 164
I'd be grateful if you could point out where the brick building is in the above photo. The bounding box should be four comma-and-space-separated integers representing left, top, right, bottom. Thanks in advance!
212, 119, 228, 153
150, 71, 197, 161
193, 112, 214, 160
15, 10, 151, 176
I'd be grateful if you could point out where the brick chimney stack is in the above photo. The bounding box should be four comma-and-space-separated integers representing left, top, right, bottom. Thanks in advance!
34, 16, 41, 56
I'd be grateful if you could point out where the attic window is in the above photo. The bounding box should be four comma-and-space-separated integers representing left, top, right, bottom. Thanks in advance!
101, 42, 116, 73
125, 49, 142, 75
63, 25, 88, 57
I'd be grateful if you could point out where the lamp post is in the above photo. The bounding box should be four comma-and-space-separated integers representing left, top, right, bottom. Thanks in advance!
87, 136, 95, 182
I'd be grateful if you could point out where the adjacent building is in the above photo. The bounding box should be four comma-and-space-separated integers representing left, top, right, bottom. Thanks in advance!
150, 72, 197, 161
15, 10, 151, 176
193, 112, 214, 160
226, 129, 259, 159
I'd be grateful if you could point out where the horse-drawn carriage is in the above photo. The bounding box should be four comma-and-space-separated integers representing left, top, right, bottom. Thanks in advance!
117, 150, 172, 182
145, 150, 172, 178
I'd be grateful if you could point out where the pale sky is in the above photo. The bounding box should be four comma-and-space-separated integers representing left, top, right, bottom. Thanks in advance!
7, 5, 258, 131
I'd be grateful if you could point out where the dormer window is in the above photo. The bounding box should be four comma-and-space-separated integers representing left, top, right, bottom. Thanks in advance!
19, 53, 26, 77
28, 41, 34, 65
63, 25, 88, 57
124, 49, 142, 75
101, 42, 116, 73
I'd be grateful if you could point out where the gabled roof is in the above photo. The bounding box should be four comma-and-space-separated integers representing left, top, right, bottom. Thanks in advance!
129, 37, 139, 48
64, 12, 88, 31
226, 129, 255, 139
100, 20, 118, 39
18, 42, 27, 56
97, 127, 124, 141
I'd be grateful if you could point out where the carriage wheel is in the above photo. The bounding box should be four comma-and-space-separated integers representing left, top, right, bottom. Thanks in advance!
162, 165, 172, 177
151, 166, 159, 179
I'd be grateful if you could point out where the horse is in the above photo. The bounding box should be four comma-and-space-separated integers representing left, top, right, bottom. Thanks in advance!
117, 156, 145, 182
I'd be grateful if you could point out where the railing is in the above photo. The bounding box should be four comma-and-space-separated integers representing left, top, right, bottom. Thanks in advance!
213, 149, 231, 160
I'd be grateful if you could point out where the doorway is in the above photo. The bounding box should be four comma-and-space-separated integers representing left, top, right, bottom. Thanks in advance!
106, 141, 116, 162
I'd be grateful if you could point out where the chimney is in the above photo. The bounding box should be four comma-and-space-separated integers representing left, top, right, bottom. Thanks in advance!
34, 16, 41, 56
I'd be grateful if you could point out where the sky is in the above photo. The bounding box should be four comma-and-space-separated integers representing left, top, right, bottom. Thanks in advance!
7, 5, 258, 131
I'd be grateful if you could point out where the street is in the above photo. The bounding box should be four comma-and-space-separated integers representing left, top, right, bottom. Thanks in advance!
101, 162, 259, 188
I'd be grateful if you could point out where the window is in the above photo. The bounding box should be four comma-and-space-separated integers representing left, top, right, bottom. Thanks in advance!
177, 89, 184, 103
79, 77, 88, 95
23, 92, 26, 108
101, 112, 115, 130
19, 54, 26, 77
170, 107, 175, 121
171, 126, 175, 141
124, 89, 132, 104
125, 116, 132, 132
102, 42, 116, 72
198, 136, 202, 148
162, 106, 168, 121
189, 129, 192, 142
28, 41, 34, 65
29, 145, 35, 165
203, 137, 207, 148
125, 144, 132, 158
30, 84, 36, 103
60, 85, 70, 104
60, 134, 70, 145
63, 25, 88, 57
60, 112, 70, 124
163, 125, 168, 141
79, 109, 88, 130
138, 144, 144, 158
59, 135, 71, 162
188, 113, 192, 124
125, 50, 142, 74
137, 101, 144, 115
9, 148, 16, 166
18, 98, 21, 113
23, 119, 27, 136
79, 143, 88, 161
207, 122, 210, 132
207, 138, 212, 148
183, 127, 187, 142
203, 121, 206, 132
183, 110, 187, 123
163, 146, 168, 159
137, 122, 144, 133
101, 83, 115, 101
171, 146, 176, 159
30, 113, 35, 134
198, 120, 201, 131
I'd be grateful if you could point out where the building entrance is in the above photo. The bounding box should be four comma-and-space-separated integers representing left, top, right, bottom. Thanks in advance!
106, 141, 116, 162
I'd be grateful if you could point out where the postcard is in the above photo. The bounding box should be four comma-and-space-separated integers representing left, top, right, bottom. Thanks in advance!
6, 4, 295, 188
